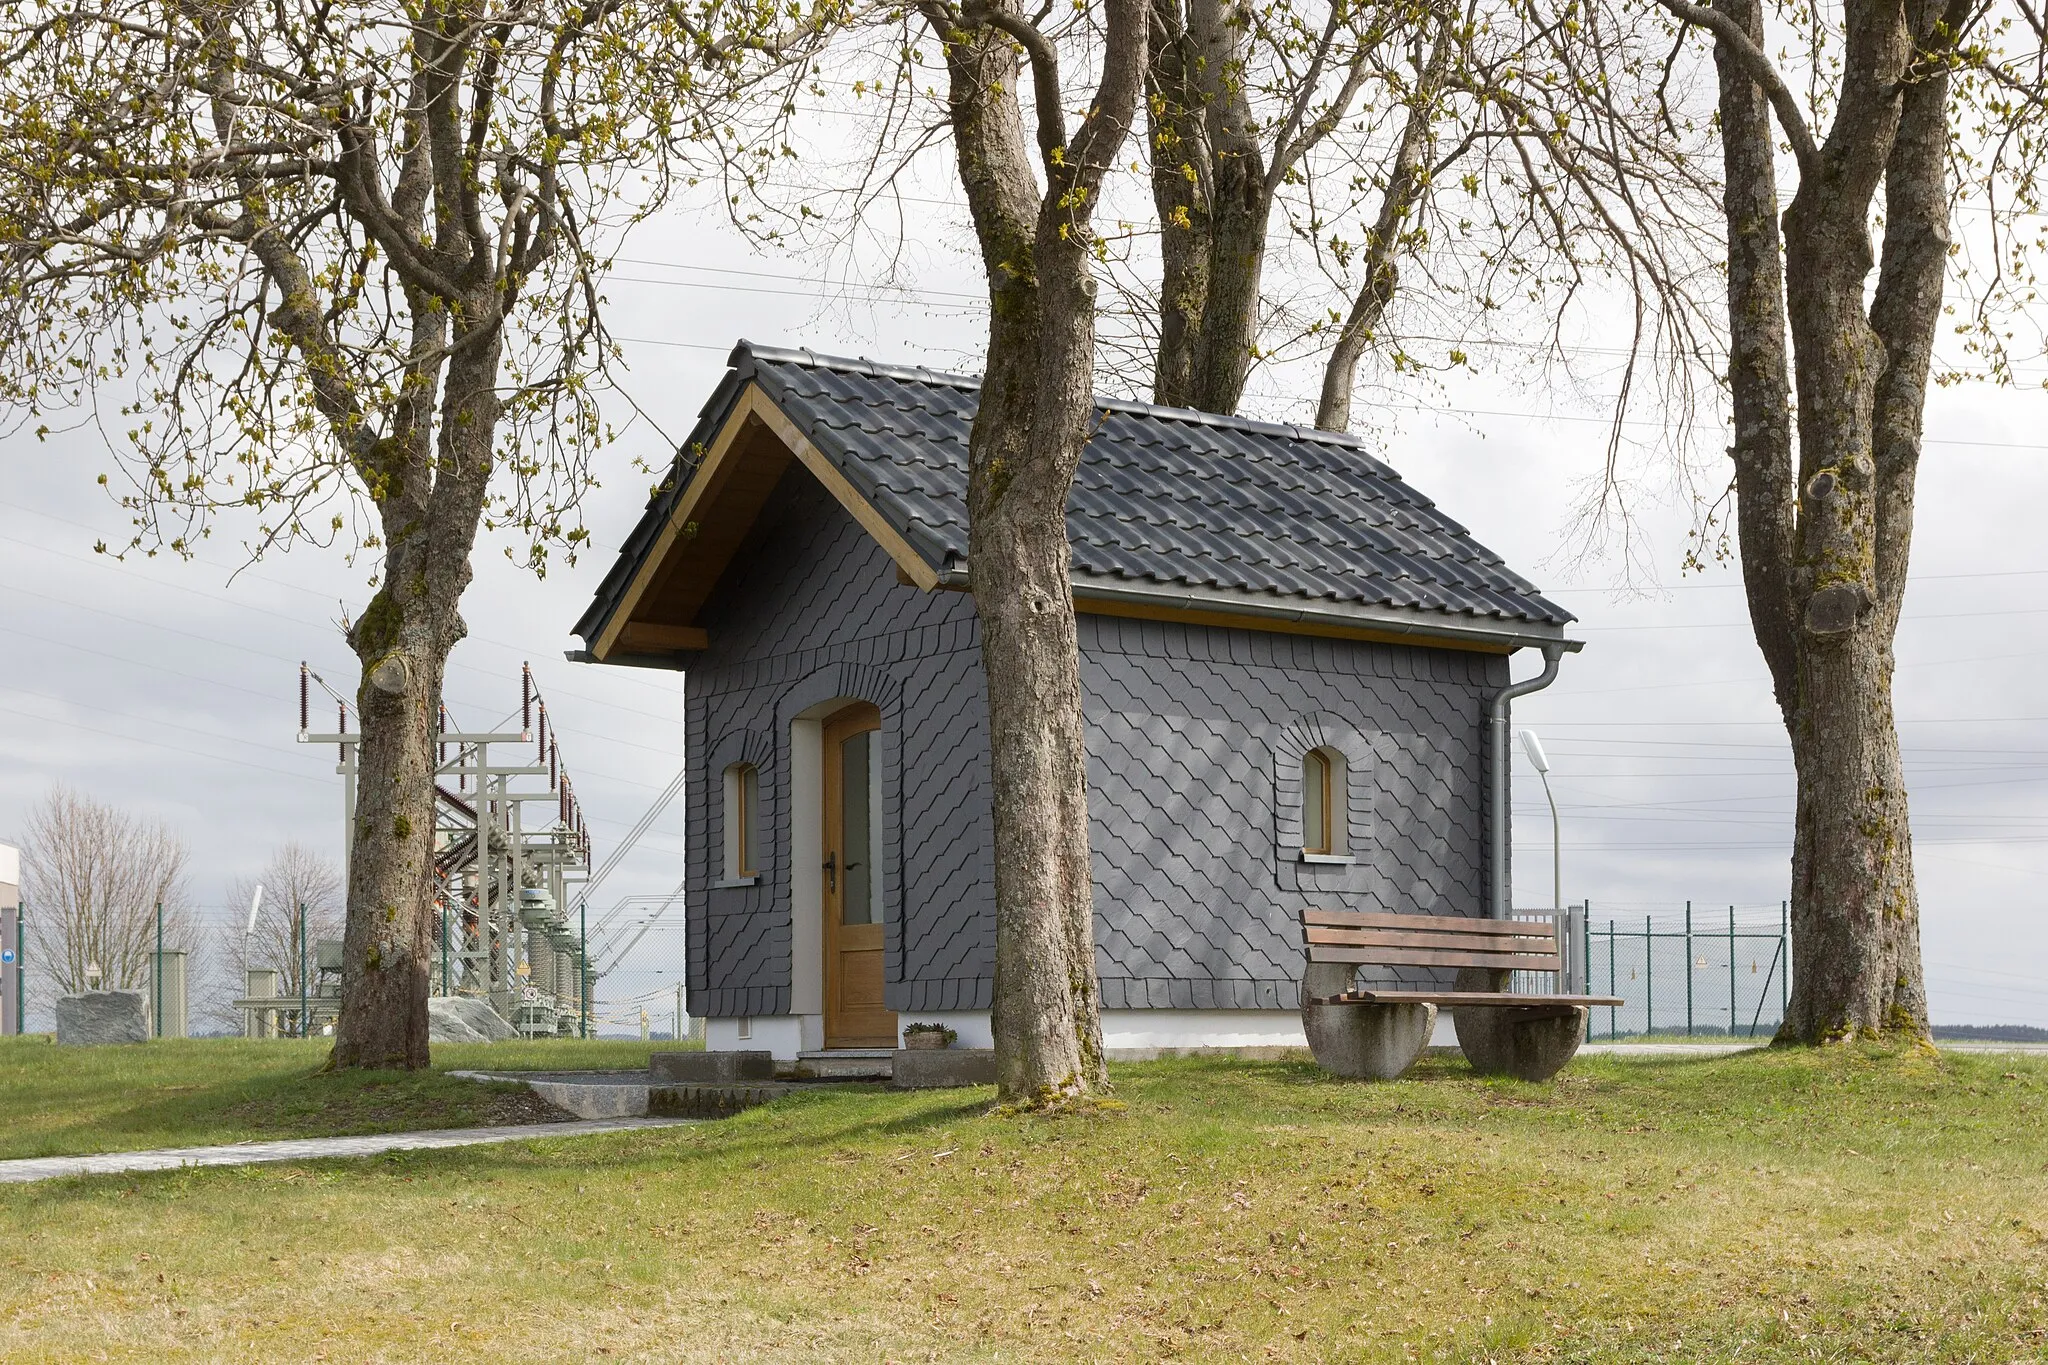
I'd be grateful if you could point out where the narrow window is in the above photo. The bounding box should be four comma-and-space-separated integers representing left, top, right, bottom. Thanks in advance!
724, 762, 759, 879
1302, 749, 1333, 856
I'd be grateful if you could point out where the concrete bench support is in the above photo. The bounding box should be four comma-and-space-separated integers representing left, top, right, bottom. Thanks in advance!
1450, 967, 1588, 1082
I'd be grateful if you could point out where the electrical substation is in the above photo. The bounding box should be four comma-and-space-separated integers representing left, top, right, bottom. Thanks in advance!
239, 664, 596, 1039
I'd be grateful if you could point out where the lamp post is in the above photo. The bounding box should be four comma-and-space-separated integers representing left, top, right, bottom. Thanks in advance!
1519, 729, 1560, 918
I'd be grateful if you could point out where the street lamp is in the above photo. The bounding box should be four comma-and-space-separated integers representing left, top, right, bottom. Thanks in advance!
1519, 729, 1560, 918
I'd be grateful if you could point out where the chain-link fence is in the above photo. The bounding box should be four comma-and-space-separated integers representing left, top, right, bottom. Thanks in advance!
583, 917, 692, 1040
8, 898, 1793, 1045
1553, 902, 1791, 1041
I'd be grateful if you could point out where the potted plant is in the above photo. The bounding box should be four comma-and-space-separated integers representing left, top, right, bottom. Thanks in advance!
901, 1022, 956, 1051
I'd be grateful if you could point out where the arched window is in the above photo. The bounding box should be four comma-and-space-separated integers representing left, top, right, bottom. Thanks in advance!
1301, 747, 1343, 856
723, 762, 759, 880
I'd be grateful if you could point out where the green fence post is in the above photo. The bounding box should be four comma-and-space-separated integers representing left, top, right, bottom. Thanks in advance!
1729, 905, 1738, 1037
12, 897, 24, 1036
1606, 914, 1617, 1040
1780, 900, 1789, 1023
579, 897, 589, 1041
1684, 900, 1693, 1037
1581, 900, 1597, 1039
440, 901, 450, 997
1644, 914, 1653, 1038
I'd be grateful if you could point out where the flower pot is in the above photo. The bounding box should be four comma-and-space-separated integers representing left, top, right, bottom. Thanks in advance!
903, 1031, 948, 1050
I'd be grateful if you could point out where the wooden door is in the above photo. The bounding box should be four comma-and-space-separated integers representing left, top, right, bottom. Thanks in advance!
822, 703, 894, 1047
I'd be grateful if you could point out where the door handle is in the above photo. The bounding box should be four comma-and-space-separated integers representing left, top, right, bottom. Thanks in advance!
824, 852, 836, 892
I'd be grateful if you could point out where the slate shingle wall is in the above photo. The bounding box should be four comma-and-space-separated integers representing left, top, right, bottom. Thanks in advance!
685, 464, 993, 1019
1081, 616, 1502, 1009
686, 464, 1504, 1020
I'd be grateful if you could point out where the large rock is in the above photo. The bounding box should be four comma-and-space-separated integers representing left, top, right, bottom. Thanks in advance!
428, 996, 518, 1043
56, 990, 149, 1045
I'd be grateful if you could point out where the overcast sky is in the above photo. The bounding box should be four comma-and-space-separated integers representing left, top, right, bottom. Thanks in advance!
3, 179, 2042, 1032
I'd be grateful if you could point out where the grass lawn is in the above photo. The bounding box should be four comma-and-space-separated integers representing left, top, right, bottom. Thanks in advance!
2, 1045, 2045, 1360
0, 1036, 677, 1160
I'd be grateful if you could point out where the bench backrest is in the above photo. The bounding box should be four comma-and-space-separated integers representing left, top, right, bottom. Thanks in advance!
1301, 908, 1565, 974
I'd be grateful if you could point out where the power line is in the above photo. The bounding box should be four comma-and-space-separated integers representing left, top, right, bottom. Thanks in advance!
5, 506, 684, 711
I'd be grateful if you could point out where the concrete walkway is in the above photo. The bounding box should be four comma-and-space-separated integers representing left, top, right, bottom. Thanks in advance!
0, 1116, 693, 1187
1578, 1040, 2048, 1058
1572, 1055, 1769, 1064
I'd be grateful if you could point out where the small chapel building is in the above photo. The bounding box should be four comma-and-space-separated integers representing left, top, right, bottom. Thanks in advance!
572, 341, 1578, 1059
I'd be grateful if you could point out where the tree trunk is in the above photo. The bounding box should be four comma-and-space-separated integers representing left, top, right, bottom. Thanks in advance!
1783, 637, 1924, 1040
1145, 0, 1267, 416
1187, 162, 1267, 414
330, 328, 498, 1070
974, 450, 1106, 1101
1315, 33, 1447, 433
1147, 0, 1209, 409
1703, 0, 1938, 1043
926, 0, 1142, 1103
330, 582, 448, 1069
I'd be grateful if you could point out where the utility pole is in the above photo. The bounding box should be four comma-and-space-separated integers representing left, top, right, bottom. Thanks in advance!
154, 900, 164, 1039
298, 901, 309, 1038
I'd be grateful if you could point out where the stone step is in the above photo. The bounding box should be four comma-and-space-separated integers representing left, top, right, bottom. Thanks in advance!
788, 1049, 894, 1080
648, 1082, 798, 1119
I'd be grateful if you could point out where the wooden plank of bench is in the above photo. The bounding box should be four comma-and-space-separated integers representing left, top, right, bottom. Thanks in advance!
1307, 945, 1565, 971
1311, 989, 1626, 1007
1303, 909, 1552, 936
1305, 925, 1560, 953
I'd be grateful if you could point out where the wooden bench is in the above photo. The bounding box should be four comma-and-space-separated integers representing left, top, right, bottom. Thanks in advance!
1300, 908, 1623, 1081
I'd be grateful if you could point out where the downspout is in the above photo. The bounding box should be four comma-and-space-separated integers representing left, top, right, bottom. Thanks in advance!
1488, 642, 1565, 920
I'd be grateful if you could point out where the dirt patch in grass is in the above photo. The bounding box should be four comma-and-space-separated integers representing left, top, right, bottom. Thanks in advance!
214, 1078, 573, 1135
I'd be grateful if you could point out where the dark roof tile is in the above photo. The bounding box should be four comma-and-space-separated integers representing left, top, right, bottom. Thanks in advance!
573, 342, 1575, 644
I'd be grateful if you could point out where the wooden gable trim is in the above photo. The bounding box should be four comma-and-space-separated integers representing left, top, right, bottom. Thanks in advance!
1072, 595, 1517, 654
749, 395, 941, 593
591, 386, 760, 661
616, 623, 709, 652
591, 383, 941, 662
925, 578, 1519, 654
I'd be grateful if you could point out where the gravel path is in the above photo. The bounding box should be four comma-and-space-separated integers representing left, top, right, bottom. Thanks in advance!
0, 1116, 693, 1186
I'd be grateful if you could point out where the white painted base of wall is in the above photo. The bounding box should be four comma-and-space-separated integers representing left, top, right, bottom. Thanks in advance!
704, 1014, 818, 1060
709, 1008, 1339, 1057
1102, 1009, 1305, 1051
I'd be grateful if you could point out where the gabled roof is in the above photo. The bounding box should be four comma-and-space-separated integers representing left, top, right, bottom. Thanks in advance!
573, 341, 1578, 661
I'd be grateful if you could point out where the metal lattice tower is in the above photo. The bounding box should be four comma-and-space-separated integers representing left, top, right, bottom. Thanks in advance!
299, 663, 593, 1037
